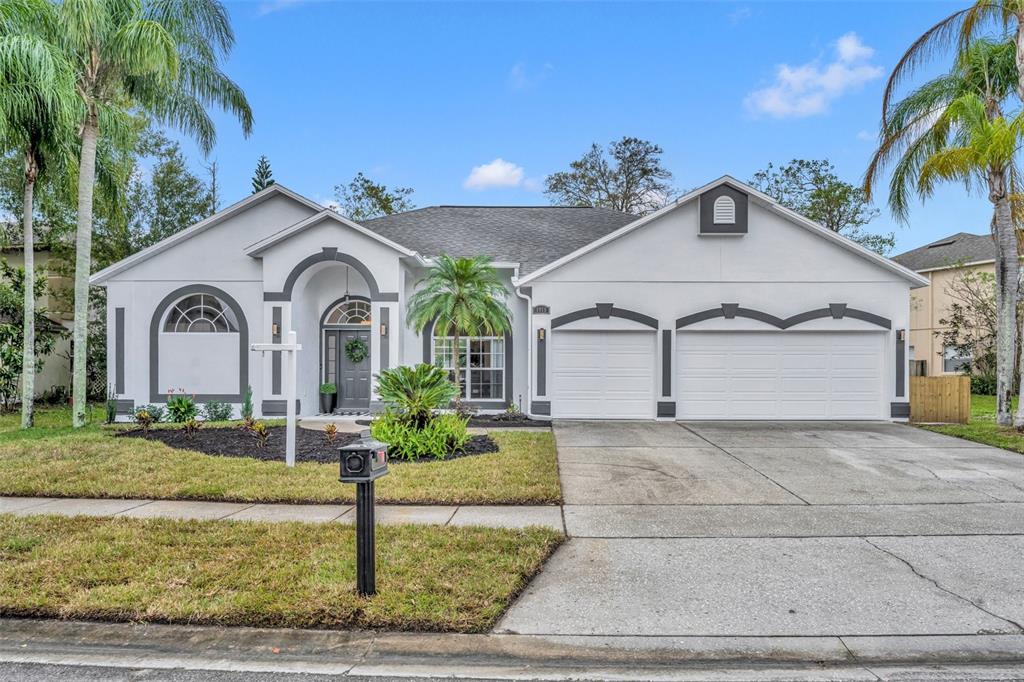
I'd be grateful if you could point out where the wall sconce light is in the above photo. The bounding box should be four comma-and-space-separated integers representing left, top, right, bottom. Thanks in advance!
538, 328, 546, 341
380, 323, 388, 337
897, 329, 906, 342
271, 322, 280, 336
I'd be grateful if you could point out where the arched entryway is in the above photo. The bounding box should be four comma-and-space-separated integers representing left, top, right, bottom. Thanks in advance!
320, 295, 372, 412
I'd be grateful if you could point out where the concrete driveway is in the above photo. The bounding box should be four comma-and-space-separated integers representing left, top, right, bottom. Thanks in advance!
498, 421, 1024, 642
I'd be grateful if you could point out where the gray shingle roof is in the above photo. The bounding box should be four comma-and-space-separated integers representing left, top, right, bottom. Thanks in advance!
360, 205, 637, 274
892, 232, 994, 272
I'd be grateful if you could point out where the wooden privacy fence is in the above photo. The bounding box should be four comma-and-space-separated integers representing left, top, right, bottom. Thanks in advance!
909, 376, 971, 424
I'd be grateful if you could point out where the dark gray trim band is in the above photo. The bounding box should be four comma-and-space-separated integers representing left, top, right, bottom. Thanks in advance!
531, 400, 551, 416
262, 399, 301, 416
263, 248, 398, 302
380, 307, 390, 371
422, 319, 434, 363
657, 401, 676, 418
552, 304, 659, 330
149, 284, 249, 403
537, 329, 547, 397
896, 330, 906, 398
675, 303, 891, 330
271, 306, 282, 395
890, 402, 910, 419
115, 399, 134, 415
661, 329, 671, 398
115, 307, 125, 394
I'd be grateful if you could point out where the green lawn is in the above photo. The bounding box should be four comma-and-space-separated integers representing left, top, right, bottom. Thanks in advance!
0, 407, 561, 505
0, 513, 563, 632
920, 394, 1024, 455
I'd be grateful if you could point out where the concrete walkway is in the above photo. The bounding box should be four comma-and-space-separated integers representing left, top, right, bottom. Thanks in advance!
0, 496, 563, 531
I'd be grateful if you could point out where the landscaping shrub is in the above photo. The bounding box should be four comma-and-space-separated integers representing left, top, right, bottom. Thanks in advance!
105, 386, 117, 424
250, 421, 270, 448
971, 373, 998, 396
241, 385, 254, 420
135, 404, 166, 423
375, 364, 458, 428
183, 418, 202, 439
134, 409, 154, 433
166, 391, 198, 422
323, 423, 338, 443
202, 400, 233, 422
371, 410, 470, 461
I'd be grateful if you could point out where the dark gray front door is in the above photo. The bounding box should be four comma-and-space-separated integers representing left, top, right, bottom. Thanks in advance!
326, 329, 371, 410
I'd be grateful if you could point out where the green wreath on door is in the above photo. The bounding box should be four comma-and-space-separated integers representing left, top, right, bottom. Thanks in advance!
345, 337, 369, 363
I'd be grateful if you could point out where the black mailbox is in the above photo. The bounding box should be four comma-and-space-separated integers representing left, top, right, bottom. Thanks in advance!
339, 439, 389, 483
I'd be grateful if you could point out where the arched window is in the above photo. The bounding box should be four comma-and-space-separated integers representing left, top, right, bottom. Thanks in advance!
324, 299, 371, 325
163, 294, 239, 333
713, 196, 736, 224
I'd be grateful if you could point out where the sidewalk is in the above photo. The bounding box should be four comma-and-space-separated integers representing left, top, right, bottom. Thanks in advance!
0, 496, 564, 531
2, 618, 1023, 681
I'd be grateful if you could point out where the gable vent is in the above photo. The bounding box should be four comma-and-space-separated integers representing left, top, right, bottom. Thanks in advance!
713, 196, 736, 224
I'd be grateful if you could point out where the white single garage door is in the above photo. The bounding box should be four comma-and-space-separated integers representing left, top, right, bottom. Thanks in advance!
551, 331, 655, 419
677, 331, 884, 420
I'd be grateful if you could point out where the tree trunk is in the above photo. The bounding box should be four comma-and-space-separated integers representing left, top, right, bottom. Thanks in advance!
20, 150, 38, 429
989, 171, 1017, 427
72, 112, 98, 427
452, 330, 462, 407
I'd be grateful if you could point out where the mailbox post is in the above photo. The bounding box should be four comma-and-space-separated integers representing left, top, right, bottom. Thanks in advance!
339, 438, 389, 596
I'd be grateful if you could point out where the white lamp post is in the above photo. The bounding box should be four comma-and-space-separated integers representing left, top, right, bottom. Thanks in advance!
251, 330, 302, 466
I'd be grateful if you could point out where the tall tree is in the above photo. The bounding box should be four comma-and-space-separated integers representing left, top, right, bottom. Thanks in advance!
59, 0, 253, 427
0, 0, 77, 427
251, 155, 274, 193
334, 172, 415, 220
544, 137, 674, 215
749, 159, 893, 255
138, 132, 214, 245
406, 255, 512, 405
866, 38, 1021, 425
204, 158, 220, 213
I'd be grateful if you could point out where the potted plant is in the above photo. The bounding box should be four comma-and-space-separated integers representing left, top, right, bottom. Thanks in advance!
319, 382, 337, 414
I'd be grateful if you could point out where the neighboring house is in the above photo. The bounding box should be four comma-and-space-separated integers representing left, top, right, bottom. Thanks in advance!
1, 246, 73, 397
91, 176, 926, 422
892, 232, 995, 377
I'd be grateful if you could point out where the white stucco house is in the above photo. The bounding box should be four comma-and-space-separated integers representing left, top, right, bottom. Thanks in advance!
91, 176, 927, 422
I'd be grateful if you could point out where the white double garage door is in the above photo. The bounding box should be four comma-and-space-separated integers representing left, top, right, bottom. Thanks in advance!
550, 330, 885, 420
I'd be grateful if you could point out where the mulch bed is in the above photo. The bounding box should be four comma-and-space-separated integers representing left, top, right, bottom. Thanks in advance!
115, 425, 498, 464
355, 415, 550, 429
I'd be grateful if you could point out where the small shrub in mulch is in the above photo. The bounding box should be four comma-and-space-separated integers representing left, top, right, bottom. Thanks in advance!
115, 425, 498, 464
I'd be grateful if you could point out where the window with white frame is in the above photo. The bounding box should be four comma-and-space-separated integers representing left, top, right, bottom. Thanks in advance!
943, 345, 971, 373
163, 294, 238, 333
324, 299, 371, 325
432, 336, 504, 400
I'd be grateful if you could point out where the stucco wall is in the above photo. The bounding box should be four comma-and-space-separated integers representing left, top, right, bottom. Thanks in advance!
525, 197, 914, 416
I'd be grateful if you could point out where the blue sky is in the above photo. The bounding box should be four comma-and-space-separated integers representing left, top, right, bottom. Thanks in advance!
177, 0, 990, 255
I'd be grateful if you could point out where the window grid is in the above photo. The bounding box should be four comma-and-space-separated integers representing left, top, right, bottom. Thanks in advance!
163, 294, 238, 333
325, 300, 371, 325
432, 336, 504, 400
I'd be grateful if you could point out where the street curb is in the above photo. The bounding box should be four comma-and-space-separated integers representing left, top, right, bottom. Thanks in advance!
1, 618, 1023, 678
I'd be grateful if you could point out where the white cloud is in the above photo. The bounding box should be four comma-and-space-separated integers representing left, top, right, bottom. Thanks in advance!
508, 61, 553, 90
256, 0, 304, 17
522, 177, 543, 192
744, 32, 883, 119
463, 158, 525, 190
727, 6, 753, 24
856, 129, 875, 141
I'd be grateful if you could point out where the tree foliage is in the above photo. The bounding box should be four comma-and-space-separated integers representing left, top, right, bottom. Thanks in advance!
749, 159, 892, 254
936, 269, 1005, 378
334, 172, 414, 221
544, 137, 675, 215
0, 259, 65, 412
251, 155, 274, 194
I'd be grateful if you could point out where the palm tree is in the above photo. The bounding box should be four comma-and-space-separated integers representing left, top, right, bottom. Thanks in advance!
0, 0, 78, 428
58, 0, 253, 427
406, 255, 512, 403
866, 38, 1024, 426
